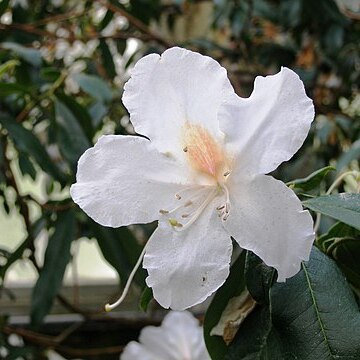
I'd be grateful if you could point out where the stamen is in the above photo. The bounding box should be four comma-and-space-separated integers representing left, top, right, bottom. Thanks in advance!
105, 245, 147, 312
223, 170, 231, 177
174, 189, 217, 232
159, 209, 169, 214
217, 184, 231, 221
175, 194, 182, 200
183, 146, 188, 152
181, 214, 189, 218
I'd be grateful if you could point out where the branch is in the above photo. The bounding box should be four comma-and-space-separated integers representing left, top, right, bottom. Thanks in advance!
97, 0, 173, 47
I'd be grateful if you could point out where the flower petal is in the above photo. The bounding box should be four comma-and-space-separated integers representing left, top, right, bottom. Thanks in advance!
121, 311, 210, 360
122, 47, 234, 161
121, 342, 159, 360
70, 135, 188, 227
143, 199, 232, 310
219, 67, 314, 176
223, 175, 314, 281
139, 312, 209, 360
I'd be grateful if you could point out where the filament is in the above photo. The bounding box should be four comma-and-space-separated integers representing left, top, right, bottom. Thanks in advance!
105, 245, 147, 312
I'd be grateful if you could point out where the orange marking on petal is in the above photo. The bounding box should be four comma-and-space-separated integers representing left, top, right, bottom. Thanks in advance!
182, 122, 225, 178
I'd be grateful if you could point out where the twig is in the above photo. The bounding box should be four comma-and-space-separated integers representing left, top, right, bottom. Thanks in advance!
97, 0, 173, 47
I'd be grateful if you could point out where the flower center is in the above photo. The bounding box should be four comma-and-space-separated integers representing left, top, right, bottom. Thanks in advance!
159, 183, 231, 232
182, 122, 227, 179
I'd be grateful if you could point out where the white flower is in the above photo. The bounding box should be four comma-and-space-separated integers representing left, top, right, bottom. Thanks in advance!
70, 47, 315, 310
121, 311, 210, 360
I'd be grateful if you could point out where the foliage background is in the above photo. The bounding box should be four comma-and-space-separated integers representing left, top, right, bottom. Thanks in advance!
0, 0, 359, 359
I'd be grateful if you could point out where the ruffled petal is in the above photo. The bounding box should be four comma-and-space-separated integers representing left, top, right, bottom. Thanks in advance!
219, 67, 314, 176
139, 312, 209, 360
70, 135, 188, 227
223, 175, 314, 281
121, 342, 160, 360
121, 311, 210, 360
143, 198, 232, 310
122, 47, 234, 161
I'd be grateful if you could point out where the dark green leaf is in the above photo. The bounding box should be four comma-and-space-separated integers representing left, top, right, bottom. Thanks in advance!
270, 247, 360, 358
318, 222, 360, 288
99, 9, 114, 30
0, 0, 10, 15
0, 116, 66, 184
89, 101, 108, 128
73, 73, 112, 103
287, 166, 335, 192
139, 286, 153, 312
303, 193, 360, 230
0, 82, 31, 97
55, 99, 91, 169
204, 250, 246, 360
90, 222, 146, 287
18, 151, 36, 180
56, 93, 94, 142
245, 251, 276, 305
227, 247, 360, 359
99, 38, 116, 79
31, 210, 76, 327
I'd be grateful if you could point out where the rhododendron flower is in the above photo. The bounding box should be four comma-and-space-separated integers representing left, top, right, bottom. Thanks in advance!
121, 311, 210, 360
71, 47, 315, 310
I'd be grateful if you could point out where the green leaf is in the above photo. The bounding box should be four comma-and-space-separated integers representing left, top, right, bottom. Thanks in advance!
318, 222, 360, 288
0, 116, 66, 184
303, 193, 360, 230
56, 93, 94, 142
0, 82, 31, 97
89, 101, 108, 128
245, 251, 276, 305
287, 166, 335, 192
73, 73, 113, 103
30, 210, 76, 327
204, 251, 246, 360
0, 59, 20, 77
18, 151, 36, 180
1, 42, 42, 67
226, 247, 360, 359
99, 38, 116, 79
54, 99, 91, 169
90, 222, 146, 287
139, 286, 153, 312
336, 139, 360, 174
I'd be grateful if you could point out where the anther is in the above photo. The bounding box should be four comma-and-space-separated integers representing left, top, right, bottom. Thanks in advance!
183, 146, 188, 152
181, 214, 189, 218
175, 194, 182, 200
223, 170, 230, 177
216, 205, 225, 210
169, 218, 183, 227
159, 209, 169, 214
184, 200, 192, 207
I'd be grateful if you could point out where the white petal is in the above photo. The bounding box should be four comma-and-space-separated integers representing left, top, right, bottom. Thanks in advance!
139, 312, 209, 360
70, 135, 188, 227
223, 175, 314, 281
122, 47, 234, 160
219, 67, 314, 176
143, 198, 232, 310
121, 311, 210, 360
121, 342, 160, 360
